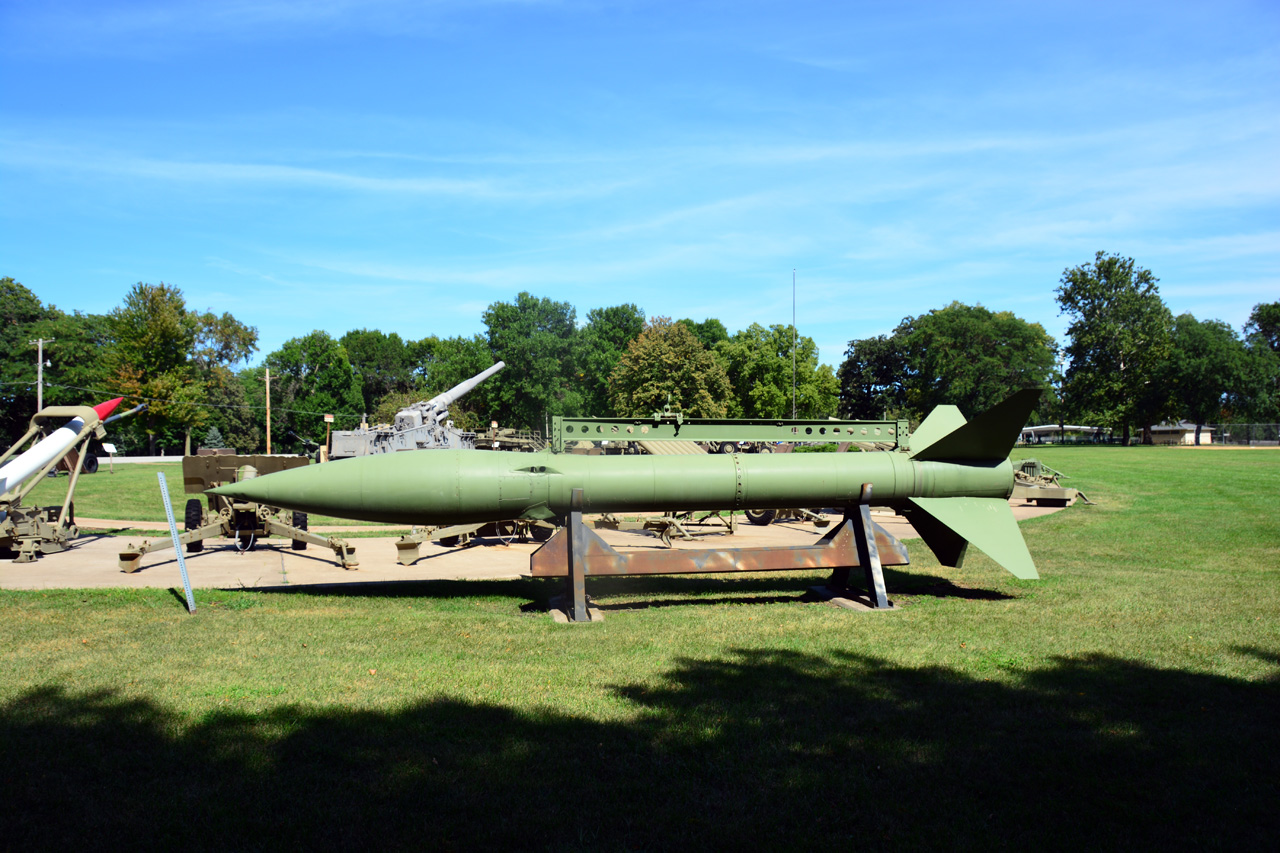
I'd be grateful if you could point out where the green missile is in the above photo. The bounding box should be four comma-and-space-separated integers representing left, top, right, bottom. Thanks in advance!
210, 389, 1043, 578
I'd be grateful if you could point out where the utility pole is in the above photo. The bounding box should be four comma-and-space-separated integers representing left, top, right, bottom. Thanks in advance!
791, 270, 797, 420
29, 338, 55, 413
265, 368, 272, 455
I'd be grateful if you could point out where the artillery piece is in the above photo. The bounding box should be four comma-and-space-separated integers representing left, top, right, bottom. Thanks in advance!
117, 454, 358, 572
330, 362, 505, 458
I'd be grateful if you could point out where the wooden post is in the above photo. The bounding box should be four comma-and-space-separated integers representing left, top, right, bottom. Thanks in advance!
265, 368, 272, 455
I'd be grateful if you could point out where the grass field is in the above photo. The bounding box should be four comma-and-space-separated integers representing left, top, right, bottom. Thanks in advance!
2, 447, 1277, 849
22, 461, 390, 528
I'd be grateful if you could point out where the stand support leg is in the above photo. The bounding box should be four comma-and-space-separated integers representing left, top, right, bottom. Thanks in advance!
852, 504, 890, 609
566, 488, 590, 622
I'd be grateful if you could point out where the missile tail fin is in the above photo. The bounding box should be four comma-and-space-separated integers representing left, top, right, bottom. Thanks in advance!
909, 388, 1042, 461
907, 497, 1038, 579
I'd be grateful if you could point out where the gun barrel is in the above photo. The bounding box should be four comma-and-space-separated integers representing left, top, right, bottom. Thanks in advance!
425, 361, 505, 411
103, 403, 147, 425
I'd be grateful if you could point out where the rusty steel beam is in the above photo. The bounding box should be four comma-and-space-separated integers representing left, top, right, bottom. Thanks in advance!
530, 503, 908, 579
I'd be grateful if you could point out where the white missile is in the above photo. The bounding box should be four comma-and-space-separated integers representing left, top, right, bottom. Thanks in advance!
0, 398, 122, 495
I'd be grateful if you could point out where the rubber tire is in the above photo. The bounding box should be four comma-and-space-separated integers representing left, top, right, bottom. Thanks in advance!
744, 509, 777, 526
184, 499, 204, 552
292, 511, 308, 550
530, 524, 555, 543
82, 453, 99, 474
718, 442, 736, 454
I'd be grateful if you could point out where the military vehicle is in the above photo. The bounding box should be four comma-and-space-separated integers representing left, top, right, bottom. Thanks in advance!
1012, 458, 1091, 506
329, 362, 505, 459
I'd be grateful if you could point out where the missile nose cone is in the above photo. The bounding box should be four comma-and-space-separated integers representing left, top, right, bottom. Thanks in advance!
93, 397, 124, 419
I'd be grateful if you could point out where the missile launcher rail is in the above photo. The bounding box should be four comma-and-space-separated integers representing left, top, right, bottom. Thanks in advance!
1, 401, 143, 563
550, 411, 908, 453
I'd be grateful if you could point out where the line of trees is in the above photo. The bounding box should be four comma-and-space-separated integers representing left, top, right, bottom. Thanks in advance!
0, 281, 838, 454
838, 252, 1279, 443
5, 254, 1276, 454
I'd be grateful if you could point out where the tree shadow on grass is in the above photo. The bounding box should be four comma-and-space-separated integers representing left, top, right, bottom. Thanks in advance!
3, 650, 1275, 851
242, 568, 1013, 614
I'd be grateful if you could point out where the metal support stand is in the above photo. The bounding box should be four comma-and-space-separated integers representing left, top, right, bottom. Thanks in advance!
532, 485, 905, 620
567, 489, 590, 621
823, 484, 892, 609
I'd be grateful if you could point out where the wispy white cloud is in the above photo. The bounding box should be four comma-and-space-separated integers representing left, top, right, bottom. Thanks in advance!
0, 138, 634, 202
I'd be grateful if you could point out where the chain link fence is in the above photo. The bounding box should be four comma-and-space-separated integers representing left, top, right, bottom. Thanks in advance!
1205, 424, 1280, 446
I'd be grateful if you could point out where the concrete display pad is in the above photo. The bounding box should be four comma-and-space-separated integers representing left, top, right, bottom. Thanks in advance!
0, 502, 1066, 590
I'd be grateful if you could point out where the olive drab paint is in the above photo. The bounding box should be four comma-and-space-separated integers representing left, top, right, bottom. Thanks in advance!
211, 390, 1043, 580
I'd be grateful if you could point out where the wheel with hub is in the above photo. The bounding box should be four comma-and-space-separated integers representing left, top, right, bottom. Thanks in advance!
744, 508, 776, 526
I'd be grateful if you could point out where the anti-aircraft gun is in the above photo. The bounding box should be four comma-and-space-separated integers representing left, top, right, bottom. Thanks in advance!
329, 362, 505, 459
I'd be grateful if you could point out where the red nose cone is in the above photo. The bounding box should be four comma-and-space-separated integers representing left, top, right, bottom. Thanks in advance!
93, 398, 124, 420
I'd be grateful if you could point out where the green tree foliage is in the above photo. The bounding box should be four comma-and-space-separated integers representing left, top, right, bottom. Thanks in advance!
1056, 253, 1175, 444
1166, 315, 1251, 443
1237, 305, 1280, 423
107, 283, 207, 454
260, 331, 364, 450
102, 283, 258, 455
575, 304, 646, 416
838, 303, 1056, 423
192, 310, 258, 374
206, 368, 261, 453
609, 317, 732, 418
192, 311, 258, 453
110, 283, 197, 375
1244, 302, 1280, 355
202, 425, 226, 448
715, 323, 838, 418
901, 302, 1056, 417
372, 334, 497, 430
677, 317, 729, 350
0, 278, 55, 443
340, 329, 423, 414
838, 334, 907, 420
483, 293, 581, 429
31, 311, 115, 413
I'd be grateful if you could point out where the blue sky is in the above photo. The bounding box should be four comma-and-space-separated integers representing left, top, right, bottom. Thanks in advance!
2, 0, 1276, 371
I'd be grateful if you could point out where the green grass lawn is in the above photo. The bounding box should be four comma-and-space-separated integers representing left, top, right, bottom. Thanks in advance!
23, 461, 391, 527
2, 447, 1277, 849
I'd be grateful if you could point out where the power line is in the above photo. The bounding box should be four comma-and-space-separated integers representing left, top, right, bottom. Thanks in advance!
0, 380, 365, 422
